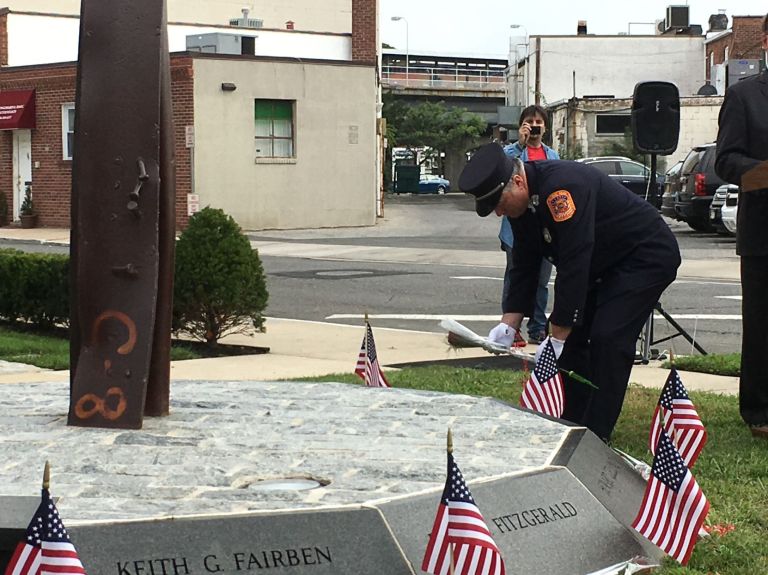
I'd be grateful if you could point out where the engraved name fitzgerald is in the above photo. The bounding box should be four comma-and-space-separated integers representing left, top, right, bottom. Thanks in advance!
115, 546, 332, 574
490, 501, 578, 534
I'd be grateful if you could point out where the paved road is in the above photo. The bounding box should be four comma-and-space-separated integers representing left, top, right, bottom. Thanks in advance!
0, 193, 741, 355
250, 193, 741, 355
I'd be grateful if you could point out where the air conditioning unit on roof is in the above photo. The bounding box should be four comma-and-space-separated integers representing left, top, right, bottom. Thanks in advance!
666, 5, 689, 28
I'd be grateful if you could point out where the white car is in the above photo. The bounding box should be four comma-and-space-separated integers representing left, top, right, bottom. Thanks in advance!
720, 188, 738, 236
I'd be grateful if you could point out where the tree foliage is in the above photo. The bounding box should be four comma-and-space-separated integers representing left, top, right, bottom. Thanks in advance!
383, 96, 485, 162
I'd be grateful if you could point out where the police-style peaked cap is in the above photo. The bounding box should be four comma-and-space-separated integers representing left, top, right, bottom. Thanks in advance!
459, 143, 515, 217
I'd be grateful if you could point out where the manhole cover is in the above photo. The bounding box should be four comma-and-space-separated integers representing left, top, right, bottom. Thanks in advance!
249, 478, 324, 491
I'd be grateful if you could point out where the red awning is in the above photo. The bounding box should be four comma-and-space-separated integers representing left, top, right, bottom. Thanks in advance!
0, 90, 36, 130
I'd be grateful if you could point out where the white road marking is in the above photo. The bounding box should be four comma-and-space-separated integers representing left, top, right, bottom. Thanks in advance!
451, 276, 555, 286
325, 313, 742, 321
658, 314, 741, 320
715, 295, 742, 300
451, 276, 503, 281
327, 314, 502, 321
450, 277, 736, 290
675, 280, 741, 286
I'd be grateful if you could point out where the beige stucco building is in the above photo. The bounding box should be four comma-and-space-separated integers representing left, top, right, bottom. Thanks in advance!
193, 56, 378, 229
0, 0, 382, 230
549, 96, 722, 168
2, 0, 352, 32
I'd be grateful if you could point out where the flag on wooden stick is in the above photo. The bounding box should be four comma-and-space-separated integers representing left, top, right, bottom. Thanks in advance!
354, 321, 390, 388
422, 431, 505, 575
632, 429, 709, 565
520, 338, 564, 418
5, 463, 86, 575
649, 368, 707, 468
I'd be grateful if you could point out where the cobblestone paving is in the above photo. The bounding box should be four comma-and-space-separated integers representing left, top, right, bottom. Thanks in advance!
0, 380, 568, 523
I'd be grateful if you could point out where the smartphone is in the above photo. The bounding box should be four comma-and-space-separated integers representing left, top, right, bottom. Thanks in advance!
529, 126, 541, 135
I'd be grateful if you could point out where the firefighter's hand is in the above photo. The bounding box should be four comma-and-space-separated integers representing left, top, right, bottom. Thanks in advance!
534, 335, 565, 363
487, 322, 516, 349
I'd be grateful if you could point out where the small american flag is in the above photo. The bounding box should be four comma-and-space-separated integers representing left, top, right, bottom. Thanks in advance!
354, 321, 390, 388
4, 488, 86, 575
632, 429, 709, 565
520, 339, 564, 418
649, 368, 707, 468
422, 452, 505, 575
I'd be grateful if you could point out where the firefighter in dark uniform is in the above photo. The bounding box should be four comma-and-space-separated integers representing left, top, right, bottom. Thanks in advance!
459, 143, 681, 442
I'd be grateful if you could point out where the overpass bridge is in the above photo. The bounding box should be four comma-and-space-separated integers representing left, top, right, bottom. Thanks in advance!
381, 49, 518, 127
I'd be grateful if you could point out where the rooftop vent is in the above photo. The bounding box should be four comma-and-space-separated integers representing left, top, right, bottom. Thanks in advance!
577, 20, 588, 35
230, 7, 263, 28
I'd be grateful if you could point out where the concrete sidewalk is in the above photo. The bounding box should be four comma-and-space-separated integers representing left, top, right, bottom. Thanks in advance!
0, 316, 739, 395
0, 226, 738, 394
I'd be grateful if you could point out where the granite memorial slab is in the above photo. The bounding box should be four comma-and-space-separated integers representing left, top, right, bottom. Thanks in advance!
0, 496, 42, 567
377, 436, 660, 575
0, 380, 660, 574
69, 508, 411, 575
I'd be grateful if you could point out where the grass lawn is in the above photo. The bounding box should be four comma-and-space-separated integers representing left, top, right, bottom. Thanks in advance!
0, 325, 200, 370
3, 322, 763, 572
666, 353, 741, 378
303, 368, 768, 575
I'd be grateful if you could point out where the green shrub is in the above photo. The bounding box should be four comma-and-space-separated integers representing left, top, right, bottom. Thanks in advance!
0, 249, 69, 329
20, 185, 34, 216
173, 207, 268, 346
0, 191, 8, 225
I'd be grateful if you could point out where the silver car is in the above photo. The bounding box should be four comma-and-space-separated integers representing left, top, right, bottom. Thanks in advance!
720, 187, 738, 236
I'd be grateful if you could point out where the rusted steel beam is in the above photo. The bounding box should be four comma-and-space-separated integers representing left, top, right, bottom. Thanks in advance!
69, 0, 174, 429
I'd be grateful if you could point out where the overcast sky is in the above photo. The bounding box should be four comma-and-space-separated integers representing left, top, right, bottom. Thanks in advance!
380, 0, 767, 57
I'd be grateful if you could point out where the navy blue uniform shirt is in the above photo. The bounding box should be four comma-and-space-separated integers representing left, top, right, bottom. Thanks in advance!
504, 160, 678, 327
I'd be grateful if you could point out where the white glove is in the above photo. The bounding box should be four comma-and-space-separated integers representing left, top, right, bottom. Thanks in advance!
535, 335, 565, 363
487, 322, 516, 349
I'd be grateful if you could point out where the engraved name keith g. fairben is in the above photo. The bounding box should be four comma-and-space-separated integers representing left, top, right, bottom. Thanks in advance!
490, 501, 577, 534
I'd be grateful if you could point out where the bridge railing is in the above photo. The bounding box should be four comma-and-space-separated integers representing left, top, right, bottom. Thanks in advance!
382, 65, 506, 92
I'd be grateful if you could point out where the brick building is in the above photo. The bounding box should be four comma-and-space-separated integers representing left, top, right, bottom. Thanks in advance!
706, 15, 767, 92
0, 0, 381, 230
0, 57, 194, 228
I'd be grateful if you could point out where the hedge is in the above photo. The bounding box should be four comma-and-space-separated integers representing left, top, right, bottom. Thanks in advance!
0, 213, 269, 343
0, 248, 69, 329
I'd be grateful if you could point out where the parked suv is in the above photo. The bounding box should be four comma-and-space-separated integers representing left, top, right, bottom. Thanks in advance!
675, 143, 726, 232
576, 156, 664, 209
661, 160, 683, 220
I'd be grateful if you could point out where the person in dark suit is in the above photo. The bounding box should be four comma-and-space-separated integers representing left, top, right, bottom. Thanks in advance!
459, 144, 680, 442
715, 13, 768, 438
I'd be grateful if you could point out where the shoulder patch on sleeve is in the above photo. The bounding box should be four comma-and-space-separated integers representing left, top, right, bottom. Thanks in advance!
547, 189, 576, 222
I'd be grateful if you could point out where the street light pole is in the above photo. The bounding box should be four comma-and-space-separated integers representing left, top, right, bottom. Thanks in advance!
391, 16, 409, 85
509, 24, 529, 106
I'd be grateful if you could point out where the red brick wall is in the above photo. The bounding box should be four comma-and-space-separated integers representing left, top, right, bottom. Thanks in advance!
0, 12, 8, 67
0, 131, 10, 223
351, 0, 377, 64
0, 65, 76, 227
0, 57, 194, 229
170, 57, 194, 229
706, 16, 765, 79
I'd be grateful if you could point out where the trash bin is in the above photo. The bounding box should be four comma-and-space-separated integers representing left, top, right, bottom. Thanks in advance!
394, 165, 420, 194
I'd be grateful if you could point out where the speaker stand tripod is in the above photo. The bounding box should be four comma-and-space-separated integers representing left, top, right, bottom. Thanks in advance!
638, 301, 708, 364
